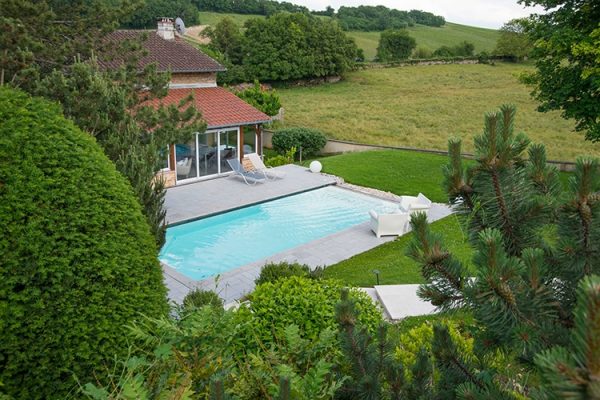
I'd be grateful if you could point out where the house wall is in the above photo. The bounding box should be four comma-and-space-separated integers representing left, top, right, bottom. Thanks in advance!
170, 72, 217, 85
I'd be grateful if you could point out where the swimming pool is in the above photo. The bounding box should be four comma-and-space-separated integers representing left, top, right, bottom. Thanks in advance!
159, 186, 398, 280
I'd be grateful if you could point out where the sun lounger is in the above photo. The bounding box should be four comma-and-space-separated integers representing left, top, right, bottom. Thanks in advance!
245, 153, 286, 180
398, 193, 432, 217
226, 159, 266, 185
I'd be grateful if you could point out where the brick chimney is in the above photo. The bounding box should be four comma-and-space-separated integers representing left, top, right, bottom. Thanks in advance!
157, 17, 175, 40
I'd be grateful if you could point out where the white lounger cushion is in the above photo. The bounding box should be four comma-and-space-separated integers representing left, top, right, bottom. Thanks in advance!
369, 209, 409, 238
398, 193, 432, 216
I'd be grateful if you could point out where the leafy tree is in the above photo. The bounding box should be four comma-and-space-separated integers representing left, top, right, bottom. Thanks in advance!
0, 88, 169, 399
124, 0, 199, 29
519, 0, 600, 141
376, 29, 417, 62
407, 104, 600, 397
494, 19, 532, 61
336, 5, 445, 31
433, 41, 475, 58
201, 16, 244, 64
193, 0, 309, 15
234, 80, 281, 116
240, 13, 359, 81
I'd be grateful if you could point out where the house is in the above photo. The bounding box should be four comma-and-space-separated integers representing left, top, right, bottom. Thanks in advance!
101, 18, 271, 187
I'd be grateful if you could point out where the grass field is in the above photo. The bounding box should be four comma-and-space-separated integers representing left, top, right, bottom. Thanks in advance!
198, 11, 265, 26
348, 22, 499, 61
278, 63, 600, 161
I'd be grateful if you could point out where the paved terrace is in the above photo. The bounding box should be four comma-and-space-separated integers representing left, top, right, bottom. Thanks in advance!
164, 164, 335, 224
162, 164, 452, 305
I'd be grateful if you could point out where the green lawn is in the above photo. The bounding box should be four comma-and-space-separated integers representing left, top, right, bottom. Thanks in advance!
317, 149, 455, 202
312, 150, 472, 287
323, 214, 471, 287
348, 22, 499, 61
278, 63, 600, 161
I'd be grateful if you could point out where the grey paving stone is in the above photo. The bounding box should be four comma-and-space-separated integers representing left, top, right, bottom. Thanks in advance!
161, 166, 453, 304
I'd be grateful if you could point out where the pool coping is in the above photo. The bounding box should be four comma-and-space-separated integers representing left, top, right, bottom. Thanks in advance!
161, 179, 454, 304
167, 181, 336, 227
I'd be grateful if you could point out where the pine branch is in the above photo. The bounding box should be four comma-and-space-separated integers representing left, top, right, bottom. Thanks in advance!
407, 213, 468, 310
534, 276, 600, 399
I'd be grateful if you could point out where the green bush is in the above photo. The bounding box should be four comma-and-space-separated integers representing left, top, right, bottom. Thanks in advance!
235, 81, 281, 116
182, 289, 224, 312
376, 29, 417, 62
248, 276, 382, 342
0, 88, 168, 399
255, 262, 312, 285
264, 146, 296, 167
272, 128, 327, 158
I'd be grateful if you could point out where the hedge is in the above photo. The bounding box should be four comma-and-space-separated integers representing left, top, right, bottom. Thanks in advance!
0, 88, 168, 399
272, 127, 328, 158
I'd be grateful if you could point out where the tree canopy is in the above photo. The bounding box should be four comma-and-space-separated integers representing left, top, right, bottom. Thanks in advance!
336, 5, 445, 31
520, 0, 600, 141
207, 13, 359, 82
124, 0, 199, 29
494, 18, 532, 61
376, 29, 417, 62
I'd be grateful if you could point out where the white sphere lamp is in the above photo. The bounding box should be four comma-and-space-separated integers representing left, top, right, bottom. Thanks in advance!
309, 160, 322, 173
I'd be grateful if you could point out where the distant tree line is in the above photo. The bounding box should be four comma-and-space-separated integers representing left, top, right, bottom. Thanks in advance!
194, 0, 308, 15
203, 13, 359, 82
124, 0, 200, 28
336, 6, 445, 31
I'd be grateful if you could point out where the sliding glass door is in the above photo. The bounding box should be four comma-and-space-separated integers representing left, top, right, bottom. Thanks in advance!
174, 128, 240, 183
219, 130, 238, 173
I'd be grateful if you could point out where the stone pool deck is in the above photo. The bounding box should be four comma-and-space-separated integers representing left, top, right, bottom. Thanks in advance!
164, 164, 336, 224
161, 164, 452, 305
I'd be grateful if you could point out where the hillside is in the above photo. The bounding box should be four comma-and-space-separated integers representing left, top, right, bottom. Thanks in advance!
277, 63, 600, 161
348, 23, 499, 61
197, 12, 499, 61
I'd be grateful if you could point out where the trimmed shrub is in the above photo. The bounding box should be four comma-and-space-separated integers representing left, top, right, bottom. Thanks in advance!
182, 289, 224, 311
272, 127, 327, 158
0, 88, 168, 399
255, 261, 312, 285
248, 276, 382, 341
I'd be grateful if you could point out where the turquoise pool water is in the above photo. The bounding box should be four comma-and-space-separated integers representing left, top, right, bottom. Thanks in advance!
160, 186, 398, 280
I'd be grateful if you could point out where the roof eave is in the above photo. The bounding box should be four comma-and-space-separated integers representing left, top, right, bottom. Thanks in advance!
207, 120, 272, 130
171, 68, 227, 73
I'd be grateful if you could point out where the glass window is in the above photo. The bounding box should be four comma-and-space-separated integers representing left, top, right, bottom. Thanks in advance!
175, 139, 197, 181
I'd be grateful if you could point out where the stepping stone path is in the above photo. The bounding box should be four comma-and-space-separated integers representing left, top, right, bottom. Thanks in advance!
360, 284, 436, 321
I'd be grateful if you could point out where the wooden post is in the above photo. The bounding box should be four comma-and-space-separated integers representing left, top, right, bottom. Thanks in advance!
169, 144, 176, 171
255, 124, 263, 156
239, 126, 244, 161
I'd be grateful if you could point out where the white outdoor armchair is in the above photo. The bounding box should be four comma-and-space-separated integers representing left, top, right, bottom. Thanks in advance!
399, 193, 432, 216
369, 210, 409, 238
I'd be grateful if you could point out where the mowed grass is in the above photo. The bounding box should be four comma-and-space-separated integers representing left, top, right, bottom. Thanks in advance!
317, 149, 455, 203
278, 63, 600, 161
323, 214, 471, 287
317, 150, 472, 287
348, 22, 500, 61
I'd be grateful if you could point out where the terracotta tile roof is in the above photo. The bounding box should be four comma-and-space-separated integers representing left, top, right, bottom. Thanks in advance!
99, 30, 226, 73
147, 87, 271, 129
